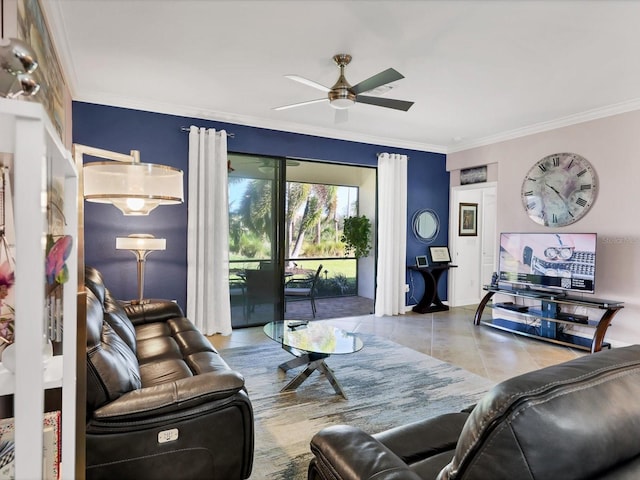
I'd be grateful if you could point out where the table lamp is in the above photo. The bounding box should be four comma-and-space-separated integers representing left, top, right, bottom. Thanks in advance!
116, 234, 166, 301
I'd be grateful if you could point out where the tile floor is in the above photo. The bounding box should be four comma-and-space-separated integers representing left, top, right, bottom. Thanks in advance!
210, 305, 586, 383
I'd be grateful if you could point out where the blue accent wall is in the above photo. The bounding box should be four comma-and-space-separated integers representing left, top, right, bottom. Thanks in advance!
73, 101, 449, 310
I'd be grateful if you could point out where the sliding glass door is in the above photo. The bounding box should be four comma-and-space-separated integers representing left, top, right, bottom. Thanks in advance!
228, 153, 285, 328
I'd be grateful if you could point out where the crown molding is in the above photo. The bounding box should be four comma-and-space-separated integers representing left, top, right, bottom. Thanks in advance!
39, 0, 79, 97
448, 98, 640, 153
72, 91, 448, 154
70, 90, 640, 157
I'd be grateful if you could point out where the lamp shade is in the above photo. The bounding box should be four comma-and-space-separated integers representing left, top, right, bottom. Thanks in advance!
85, 160, 183, 215
116, 234, 166, 252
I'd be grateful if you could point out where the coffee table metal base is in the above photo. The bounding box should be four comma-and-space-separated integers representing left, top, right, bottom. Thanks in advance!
278, 345, 348, 399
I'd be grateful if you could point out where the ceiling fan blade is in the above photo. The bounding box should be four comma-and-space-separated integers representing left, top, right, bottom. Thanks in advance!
273, 98, 328, 111
334, 108, 348, 124
350, 68, 405, 95
285, 75, 331, 92
356, 95, 414, 112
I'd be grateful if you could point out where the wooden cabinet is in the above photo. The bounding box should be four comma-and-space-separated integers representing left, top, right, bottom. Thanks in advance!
0, 99, 77, 479
474, 286, 624, 353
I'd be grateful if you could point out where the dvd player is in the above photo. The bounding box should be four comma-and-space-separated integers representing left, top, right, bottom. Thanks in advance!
556, 312, 589, 324
495, 302, 529, 313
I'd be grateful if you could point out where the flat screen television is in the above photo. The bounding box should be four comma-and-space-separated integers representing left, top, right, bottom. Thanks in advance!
498, 232, 596, 294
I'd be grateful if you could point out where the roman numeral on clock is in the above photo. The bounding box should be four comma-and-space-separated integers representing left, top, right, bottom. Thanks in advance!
551, 213, 558, 223
523, 190, 534, 196
576, 197, 588, 207
577, 169, 587, 177
538, 164, 547, 172
552, 156, 560, 167
580, 184, 591, 190
527, 201, 536, 210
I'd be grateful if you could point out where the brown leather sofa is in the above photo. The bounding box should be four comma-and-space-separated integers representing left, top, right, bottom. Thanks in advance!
309, 344, 640, 480
84, 266, 254, 479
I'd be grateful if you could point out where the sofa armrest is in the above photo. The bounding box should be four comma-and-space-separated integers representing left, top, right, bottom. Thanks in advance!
91, 370, 245, 422
123, 300, 184, 325
372, 412, 470, 464
310, 425, 422, 480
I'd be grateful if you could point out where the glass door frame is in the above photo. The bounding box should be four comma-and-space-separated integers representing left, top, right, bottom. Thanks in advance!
228, 152, 286, 328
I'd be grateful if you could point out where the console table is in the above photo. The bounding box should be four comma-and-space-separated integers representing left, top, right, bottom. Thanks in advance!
409, 264, 457, 313
474, 286, 624, 352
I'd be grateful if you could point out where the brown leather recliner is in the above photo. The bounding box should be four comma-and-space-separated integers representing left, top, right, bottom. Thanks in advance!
84, 266, 254, 479
309, 344, 640, 479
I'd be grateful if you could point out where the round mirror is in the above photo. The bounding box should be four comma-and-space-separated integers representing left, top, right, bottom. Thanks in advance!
412, 209, 439, 243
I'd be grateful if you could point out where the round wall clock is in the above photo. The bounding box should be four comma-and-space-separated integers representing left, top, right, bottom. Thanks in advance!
521, 152, 597, 227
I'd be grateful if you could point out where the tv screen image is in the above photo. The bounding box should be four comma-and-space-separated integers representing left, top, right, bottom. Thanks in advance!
498, 232, 596, 293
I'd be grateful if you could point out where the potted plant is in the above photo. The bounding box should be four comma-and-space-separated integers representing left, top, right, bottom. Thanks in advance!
341, 215, 372, 258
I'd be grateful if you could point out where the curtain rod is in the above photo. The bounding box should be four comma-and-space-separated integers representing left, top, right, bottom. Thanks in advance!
180, 126, 234, 138
377, 153, 410, 160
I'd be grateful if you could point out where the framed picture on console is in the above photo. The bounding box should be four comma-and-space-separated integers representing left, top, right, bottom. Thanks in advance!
429, 246, 451, 264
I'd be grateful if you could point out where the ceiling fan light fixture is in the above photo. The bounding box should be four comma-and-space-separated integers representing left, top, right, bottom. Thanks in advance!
329, 97, 355, 109
277, 53, 413, 113
328, 87, 356, 109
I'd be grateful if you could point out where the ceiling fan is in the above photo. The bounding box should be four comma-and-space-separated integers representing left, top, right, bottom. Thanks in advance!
274, 54, 414, 120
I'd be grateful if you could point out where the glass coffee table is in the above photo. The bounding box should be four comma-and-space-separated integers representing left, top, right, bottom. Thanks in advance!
263, 320, 364, 399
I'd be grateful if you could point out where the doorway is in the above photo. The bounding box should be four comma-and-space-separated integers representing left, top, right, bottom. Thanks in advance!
448, 182, 497, 307
228, 154, 285, 327
227, 154, 377, 328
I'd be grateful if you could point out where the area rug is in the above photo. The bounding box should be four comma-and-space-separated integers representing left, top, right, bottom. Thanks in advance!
220, 334, 496, 480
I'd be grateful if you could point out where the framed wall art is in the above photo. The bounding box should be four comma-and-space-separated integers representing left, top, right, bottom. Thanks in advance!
459, 203, 478, 236
460, 165, 487, 185
18, 0, 68, 142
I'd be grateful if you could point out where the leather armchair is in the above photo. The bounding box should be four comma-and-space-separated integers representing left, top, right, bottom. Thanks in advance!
84, 266, 254, 479
309, 345, 640, 479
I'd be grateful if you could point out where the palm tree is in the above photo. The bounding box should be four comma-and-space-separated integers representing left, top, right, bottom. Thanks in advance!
289, 194, 321, 258
236, 179, 340, 261
286, 183, 309, 257
239, 179, 272, 240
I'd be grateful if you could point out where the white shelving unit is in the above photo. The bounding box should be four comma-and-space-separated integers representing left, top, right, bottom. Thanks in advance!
0, 99, 77, 480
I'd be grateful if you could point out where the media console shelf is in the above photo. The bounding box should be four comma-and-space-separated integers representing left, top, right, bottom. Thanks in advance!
474, 286, 624, 353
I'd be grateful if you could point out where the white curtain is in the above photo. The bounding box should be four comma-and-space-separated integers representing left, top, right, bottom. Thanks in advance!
187, 127, 232, 335
374, 153, 408, 316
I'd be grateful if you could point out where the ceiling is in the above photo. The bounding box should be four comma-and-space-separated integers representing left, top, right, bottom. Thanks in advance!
43, 1, 640, 153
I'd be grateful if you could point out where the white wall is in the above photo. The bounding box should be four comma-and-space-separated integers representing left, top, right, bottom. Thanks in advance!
447, 109, 640, 347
